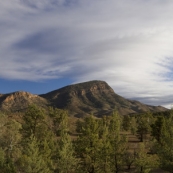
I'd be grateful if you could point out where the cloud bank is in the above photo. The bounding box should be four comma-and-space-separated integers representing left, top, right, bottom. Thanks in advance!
1, 0, 173, 107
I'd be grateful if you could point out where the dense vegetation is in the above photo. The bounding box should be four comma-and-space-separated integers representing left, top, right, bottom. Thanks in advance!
0, 105, 172, 173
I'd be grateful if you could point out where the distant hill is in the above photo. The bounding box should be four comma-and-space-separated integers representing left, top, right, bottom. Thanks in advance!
0, 91, 48, 112
40, 80, 167, 117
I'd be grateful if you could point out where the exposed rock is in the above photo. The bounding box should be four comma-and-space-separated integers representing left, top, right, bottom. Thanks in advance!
0, 91, 48, 112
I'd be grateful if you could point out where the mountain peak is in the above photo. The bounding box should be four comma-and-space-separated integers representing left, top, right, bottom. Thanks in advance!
40, 80, 167, 117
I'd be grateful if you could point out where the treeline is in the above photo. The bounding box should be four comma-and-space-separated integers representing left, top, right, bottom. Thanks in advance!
0, 105, 173, 173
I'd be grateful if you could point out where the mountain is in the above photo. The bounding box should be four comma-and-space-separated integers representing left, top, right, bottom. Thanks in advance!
0, 91, 48, 112
0, 80, 167, 116
40, 80, 167, 117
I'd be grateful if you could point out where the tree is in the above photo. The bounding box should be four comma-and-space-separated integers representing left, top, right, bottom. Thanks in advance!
21, 105, 46, 139
20, 105, 55, 172
123, 150, 136, 171
156, 111, 173, 172
0, 113, 21, 173
75, 112, 128, 173
134, 143, 158, 173
130, 116, 138, 135
108, 112, 127, 173
75, 115, 102, 173
0, 148, 4, 169
0, 147, 16, 173
98, 116, 112, 173
48, 107, 69, 136
151, 116, 165, 144
18, 136, 52, 173
1, 119, 21, 158
55, 109, 77, 173
122, 115, 131, 131
136, 113, 152, 142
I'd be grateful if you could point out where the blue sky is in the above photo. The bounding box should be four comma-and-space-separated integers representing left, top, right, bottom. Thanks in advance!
1, 0, 173, 108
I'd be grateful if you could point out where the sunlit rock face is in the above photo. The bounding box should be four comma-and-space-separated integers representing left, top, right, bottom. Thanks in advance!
0, 91, 48, 112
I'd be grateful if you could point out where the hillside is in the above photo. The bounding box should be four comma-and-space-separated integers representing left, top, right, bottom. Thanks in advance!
40, 80, 167, 117
0, 91, 48, 112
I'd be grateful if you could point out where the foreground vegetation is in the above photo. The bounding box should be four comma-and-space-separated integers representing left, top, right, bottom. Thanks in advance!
0, 105, 172, 173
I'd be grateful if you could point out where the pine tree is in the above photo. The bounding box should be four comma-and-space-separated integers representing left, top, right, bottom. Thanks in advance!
48, 107, 69, 136
75, 115, 102, 173
98, 116, 112, 173
0, 113, 21, 173
151, 116, 164, 144
136, 113, 152, 142
122, 115, 131, 131
134, 143, 158, 173
21, 104, 45, 139
56, 132, 77, 173
108, 112, 127, 173
55, 110, 77, 173
0, 150, 16, 173
20, 105, 55, 173
18, 136, 52, 173
156, 111, 173, 172
130, 116, 138, 135
0, 147, 4, 168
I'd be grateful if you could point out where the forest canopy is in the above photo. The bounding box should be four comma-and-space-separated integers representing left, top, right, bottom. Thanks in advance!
0, 105, 172, 173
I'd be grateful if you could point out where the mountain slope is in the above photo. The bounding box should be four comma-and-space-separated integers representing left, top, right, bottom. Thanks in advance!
0, 91, 48, 112
40, 80, 167, 117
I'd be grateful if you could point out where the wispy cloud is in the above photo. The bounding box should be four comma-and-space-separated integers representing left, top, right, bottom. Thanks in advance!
1, 0, 173, 107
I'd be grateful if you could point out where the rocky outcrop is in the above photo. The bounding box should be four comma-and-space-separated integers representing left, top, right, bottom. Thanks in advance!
0, 91, 48, 112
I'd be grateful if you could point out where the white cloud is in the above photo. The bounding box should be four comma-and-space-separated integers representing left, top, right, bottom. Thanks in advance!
1, 0, 173, 107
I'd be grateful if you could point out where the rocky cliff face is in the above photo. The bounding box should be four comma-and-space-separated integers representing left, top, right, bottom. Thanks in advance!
40, 80, 167, 117
0, 91, 48, 112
